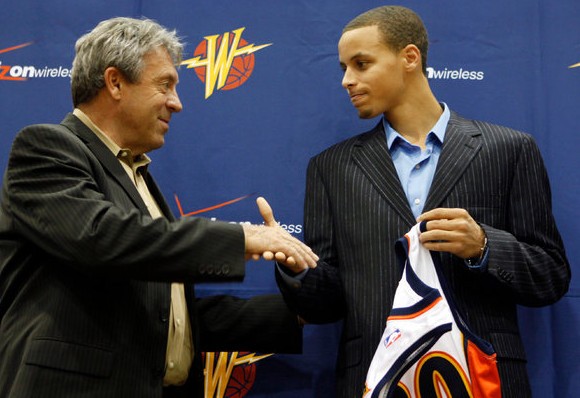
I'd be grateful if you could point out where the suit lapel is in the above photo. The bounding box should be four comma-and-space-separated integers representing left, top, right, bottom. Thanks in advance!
352, 124, 416, 226
143, 171, 176, 221
60, 113, 150, 214
423, 112, 482, 211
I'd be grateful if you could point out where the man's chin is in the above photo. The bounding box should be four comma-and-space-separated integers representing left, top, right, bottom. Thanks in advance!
146, 138, 165, 153
358, 109, 378, 119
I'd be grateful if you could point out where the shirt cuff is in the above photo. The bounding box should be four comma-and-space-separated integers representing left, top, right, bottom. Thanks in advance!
464, 244, 489, 272
276, 262, 309, 282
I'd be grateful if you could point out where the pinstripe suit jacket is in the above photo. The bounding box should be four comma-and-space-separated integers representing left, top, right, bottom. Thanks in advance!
0, 114, 301, 398
276, 111, 570, 397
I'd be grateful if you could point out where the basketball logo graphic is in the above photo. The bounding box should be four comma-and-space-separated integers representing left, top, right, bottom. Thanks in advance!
224, 358, 257, 398
182, 27, 272, 99
192, 37, 255, 91
203, 351, 273, 398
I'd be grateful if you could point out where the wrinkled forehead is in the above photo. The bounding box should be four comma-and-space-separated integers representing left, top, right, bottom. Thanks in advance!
139, 47, 180, 80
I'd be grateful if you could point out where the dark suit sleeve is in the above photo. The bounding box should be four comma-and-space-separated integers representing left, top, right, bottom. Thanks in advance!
196, 294, 302, 353
275, 157, 347, 324
3, 123, 245, 282
480, 133, 570, 306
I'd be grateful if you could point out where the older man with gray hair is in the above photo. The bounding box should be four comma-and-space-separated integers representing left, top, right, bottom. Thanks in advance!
0, 17, 317, 398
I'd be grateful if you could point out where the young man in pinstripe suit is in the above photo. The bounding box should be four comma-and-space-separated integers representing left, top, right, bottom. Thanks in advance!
274, 6, 570, 397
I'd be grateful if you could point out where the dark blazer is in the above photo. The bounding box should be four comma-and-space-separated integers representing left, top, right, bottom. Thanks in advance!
276, 111, 570, 397
0, 114, 301, 398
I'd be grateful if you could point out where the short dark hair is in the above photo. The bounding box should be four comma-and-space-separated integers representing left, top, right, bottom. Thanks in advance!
343, 5, 429, 75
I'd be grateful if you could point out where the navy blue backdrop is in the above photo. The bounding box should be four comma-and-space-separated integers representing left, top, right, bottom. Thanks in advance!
1, 1, 578, 397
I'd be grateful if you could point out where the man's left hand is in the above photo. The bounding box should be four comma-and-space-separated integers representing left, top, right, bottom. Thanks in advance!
417, 208, 485, 259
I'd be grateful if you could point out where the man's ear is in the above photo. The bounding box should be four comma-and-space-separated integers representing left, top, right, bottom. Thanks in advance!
103, 67, 123, 100
401, 44, 422, 73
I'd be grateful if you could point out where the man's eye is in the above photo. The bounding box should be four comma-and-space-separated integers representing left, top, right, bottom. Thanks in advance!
157, 84, 171, 94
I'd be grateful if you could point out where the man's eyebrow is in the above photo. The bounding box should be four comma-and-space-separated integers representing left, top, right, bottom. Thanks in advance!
349, 52, 369, 60
340, 51, 370, 66
341, 52, 369, 63
155, 72, 178, 83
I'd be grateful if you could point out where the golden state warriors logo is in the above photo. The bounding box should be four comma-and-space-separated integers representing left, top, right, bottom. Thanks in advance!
204, 352, 272, 398
182, 27, 272, 99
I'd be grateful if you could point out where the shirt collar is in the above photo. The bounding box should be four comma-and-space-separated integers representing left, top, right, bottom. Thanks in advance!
73, 108, 151, 170
383, 102, 450, 149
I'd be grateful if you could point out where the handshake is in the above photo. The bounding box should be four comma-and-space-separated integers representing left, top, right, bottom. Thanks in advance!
242, 197, 318, 273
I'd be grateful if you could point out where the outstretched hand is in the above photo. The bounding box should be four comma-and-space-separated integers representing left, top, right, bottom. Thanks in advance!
243, 197, 318, 271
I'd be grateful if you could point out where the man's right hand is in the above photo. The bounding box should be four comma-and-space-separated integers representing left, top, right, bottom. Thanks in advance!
242, 197, 318, 272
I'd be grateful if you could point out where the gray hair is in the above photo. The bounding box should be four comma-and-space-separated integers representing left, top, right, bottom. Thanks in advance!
343, 6, 429, 76
71, 17, 184, 107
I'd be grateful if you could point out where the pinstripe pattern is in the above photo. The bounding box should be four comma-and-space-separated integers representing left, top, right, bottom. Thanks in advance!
277, 111, 570, 398
0, 114, 302, 398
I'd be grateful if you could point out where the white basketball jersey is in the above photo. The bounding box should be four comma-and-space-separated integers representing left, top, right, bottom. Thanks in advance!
363, 222, 501, 398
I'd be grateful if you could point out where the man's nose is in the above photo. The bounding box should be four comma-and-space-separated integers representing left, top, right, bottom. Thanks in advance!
168, 90, 183, 113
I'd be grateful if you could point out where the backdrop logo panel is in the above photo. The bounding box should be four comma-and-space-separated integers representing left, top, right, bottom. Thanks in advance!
0, 42, 70, 81
174, 193, 303, 235
427, 66, 485, 81
181, 27, 271, 99
204, 352, 272, 398
174, 193, 255, 217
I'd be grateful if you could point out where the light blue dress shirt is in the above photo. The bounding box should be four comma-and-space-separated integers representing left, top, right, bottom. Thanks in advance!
383, 103, 450, 219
